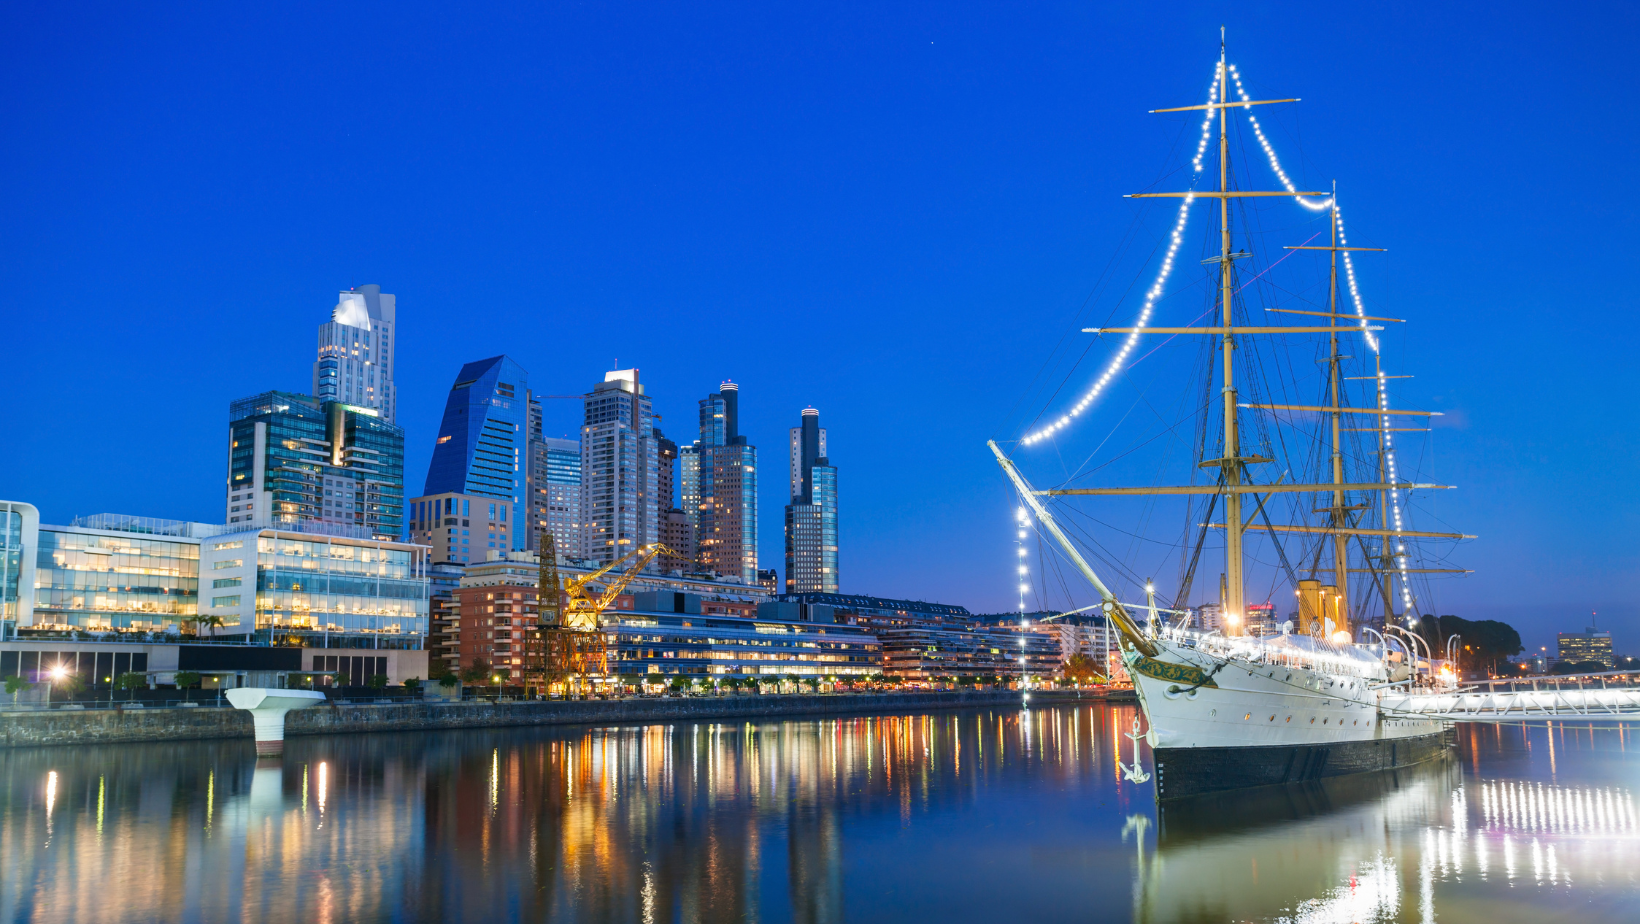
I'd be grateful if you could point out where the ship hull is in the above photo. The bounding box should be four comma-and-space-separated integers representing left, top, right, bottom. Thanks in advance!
1153, 726, 1452, 801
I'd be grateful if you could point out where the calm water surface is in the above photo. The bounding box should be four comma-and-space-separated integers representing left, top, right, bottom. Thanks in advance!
1, 704, 1636, 923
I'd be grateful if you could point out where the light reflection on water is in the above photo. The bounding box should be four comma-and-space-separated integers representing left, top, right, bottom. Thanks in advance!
0, 706, 1635, 923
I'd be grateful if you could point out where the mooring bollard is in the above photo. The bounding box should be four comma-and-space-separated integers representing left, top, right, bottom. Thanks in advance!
224, 688, 327, 756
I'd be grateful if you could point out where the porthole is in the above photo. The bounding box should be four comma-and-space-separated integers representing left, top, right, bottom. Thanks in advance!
1244, 713, 1251, 721
1309, 717, 1316, 724
1269, 715, 1276, 722
1286, 716, 1292, 723
1323, 719, 1328, 724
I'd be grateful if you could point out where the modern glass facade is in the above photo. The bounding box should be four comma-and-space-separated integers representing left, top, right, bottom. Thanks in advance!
1, 502, 39, 629
250, 534, 426, 638
226, 391, 406, 540
424, 356, 529, 548
31, 526, 200, 632
609, 611, 880, 677
528, 436, 582, 556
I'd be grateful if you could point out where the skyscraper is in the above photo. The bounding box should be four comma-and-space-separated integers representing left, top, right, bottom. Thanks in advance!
654, 428, 694, 573
525, 391, 584, 558
580, 369, 658, 566
693, 381, 758, 584
226, 391, 406, 539
784, 407, 838, 593
423, 356, 529, 551
313, 284, 397, 422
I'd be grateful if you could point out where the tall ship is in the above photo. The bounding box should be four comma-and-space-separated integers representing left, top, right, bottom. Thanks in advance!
992, 36, 1463, 800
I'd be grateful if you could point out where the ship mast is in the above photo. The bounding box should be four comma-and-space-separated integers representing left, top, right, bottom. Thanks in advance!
1025, 34, 1472, 635
1214, 34, 1247, 633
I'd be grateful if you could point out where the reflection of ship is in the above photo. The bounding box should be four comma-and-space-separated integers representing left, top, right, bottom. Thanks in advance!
991, 34, 1457, 800
1138, 756, 1461, 924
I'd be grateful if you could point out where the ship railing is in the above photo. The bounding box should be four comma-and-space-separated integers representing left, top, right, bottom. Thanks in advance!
1160, 626, 1383, 681
1381, 681, 1640, 721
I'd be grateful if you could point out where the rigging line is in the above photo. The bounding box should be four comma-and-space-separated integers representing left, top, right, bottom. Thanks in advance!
997, 205, 1154, 440
1022, 63, 1222, 447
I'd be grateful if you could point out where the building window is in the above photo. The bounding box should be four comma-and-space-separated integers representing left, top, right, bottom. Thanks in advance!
212, 559, 242, 570
212, 595, 241, 608
212, 540, 244, 551
213, 578, 242, 589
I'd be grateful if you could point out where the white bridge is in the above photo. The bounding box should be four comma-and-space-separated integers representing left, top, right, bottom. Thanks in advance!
1382, 673, 1640, 722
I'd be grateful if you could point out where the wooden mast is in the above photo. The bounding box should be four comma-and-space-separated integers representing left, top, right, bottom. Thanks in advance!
1328, 183, 1348, 630
1215, 32, 1247, 635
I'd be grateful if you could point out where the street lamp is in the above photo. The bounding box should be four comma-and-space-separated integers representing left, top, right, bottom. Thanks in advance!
493, 673, 503, 700
47, 664, 67, 707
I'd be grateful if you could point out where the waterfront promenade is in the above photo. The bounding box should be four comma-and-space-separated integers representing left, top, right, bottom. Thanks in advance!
0, 689, 1115, 749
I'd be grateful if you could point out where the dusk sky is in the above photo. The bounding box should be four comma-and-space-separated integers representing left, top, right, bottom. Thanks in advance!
3, 2, 1636, 653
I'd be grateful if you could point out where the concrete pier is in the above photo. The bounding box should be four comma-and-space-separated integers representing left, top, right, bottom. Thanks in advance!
224, 688, 327, 755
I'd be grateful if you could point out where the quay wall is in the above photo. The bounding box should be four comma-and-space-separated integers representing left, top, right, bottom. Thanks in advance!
0, 690, 1111, 749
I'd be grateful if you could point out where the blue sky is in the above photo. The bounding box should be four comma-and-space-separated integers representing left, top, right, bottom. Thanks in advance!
2, 2, 1636, 653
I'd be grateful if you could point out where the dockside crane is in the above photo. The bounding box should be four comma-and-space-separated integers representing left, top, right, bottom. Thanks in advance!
525, 532, 683, 697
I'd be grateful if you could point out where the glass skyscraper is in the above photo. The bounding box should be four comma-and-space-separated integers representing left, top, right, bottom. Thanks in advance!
226, 391, 406, 540
313, 284, 397, 423
423, 356, 529, 549
785, 407, 839, 593
692, 382, 758, 585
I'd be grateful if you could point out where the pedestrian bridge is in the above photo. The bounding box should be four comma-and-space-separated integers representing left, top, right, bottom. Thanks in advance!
1383, 674, 1640, 722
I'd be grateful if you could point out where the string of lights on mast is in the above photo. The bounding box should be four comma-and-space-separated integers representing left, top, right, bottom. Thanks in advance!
1020, 56, 1422, 613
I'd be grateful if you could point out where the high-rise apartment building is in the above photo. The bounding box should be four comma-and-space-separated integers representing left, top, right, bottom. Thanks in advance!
226, 391, 406, 539
424, 356, 529, 550
580, 369, 658, 566
784, 407, 838, 593
406, 492, 510, 565
313, 285, 397, 422
692, 382, 758, 584
653, 428, 694, 573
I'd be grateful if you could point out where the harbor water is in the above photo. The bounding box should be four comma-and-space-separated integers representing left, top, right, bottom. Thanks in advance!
1, 703, 1635, 922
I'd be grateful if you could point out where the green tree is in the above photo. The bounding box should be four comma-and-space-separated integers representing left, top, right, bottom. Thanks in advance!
645, 672, 665, 690
173, 671, 201, 701
114, 671, 146, 700
437, 674, 459, 693
55, 672, 87, 701
460, 658, 491, 686
803, 676, 820, 693
403, 677, 422, 694
5, 676, 29, 705
368, 673, 389, 691
332, 671, 350, 688
722, 676, 742, 693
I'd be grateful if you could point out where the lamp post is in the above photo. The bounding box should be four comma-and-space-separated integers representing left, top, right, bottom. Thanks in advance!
47, 665, 66, 707
493, 673, 502, 701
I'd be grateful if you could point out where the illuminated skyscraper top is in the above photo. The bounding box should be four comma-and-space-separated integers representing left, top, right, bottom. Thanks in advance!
314, 284, 396, 423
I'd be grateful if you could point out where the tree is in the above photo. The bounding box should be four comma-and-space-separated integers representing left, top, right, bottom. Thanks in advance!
437, 674, 459, 691
460, 658, 491, 686
174, 671, 201, 701
646, 672, 665, 690
114, 671, 146, 700
803, 676, 820, 693
722, 676, 742, 693
5, 676, 29, 705
1412, 614, 1523, 676
368, 673, 389, 691
1552, 660, 1608, 675
55, 672, 87, 701
332, 671, 350, 688
403, 677, 422, 694
1064, 653, 1105, 684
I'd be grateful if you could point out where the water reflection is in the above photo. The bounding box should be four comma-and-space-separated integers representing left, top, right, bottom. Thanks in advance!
0, 709, 1635, 923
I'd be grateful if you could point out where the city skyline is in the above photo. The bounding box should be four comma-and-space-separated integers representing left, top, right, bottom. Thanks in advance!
3, 5, 1638, 653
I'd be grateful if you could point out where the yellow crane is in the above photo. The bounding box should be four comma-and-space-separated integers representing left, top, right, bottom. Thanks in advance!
526, 534, 682, 696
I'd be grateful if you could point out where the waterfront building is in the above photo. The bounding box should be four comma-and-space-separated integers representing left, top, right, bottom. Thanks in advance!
0, 640, 426, 690
778, 592, 972, 628
226, 391, 406, 540
312, 284, 397, 422
1245, 602, 1278, 636
692, 382, 758, 584
784, 407, 838, 594
0, 501, 40, 634
3, 509, 429, 649
1558, 627, 1615, 669
757, 569, 779, 593
407, 492, 509, 564
580, 369, 658, 567
197, 526, 428, 646
877, 623, 1059, 681
424, 356, 529, 549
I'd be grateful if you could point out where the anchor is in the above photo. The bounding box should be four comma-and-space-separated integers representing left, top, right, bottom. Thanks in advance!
1122, 716, 1152, 784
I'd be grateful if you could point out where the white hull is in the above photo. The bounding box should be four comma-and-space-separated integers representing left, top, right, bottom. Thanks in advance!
1127, 638, 1446, 751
